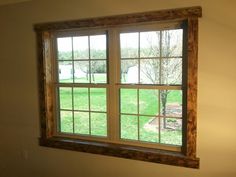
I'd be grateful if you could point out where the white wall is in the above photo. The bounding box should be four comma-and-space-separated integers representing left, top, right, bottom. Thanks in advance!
0, 0, 236, 177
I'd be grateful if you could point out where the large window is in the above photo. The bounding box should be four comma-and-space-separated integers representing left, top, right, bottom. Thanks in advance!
35, 6, 201, 168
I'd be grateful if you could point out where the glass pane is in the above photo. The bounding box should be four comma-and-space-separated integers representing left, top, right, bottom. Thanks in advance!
139, 89, 159, 116
73, 88, 89, 111
90, 35, 107, 59
59, 87, 72, 110
57, 37, 72, 60
91, 113, 107, 137
161, 58, 182, 85
74, 61, 89, 83
160, 118, 182, 145
60, 111, 73, 133
160, 90, 182, 117
90, 88, 106, 112
91, 60, 107, 83
58, 61, 73, 83
121, 59, 138, 84
74, 112, 89, 135
139, 116, 159, 143
73, 36, 89, 59
120, 32, 138, 58
162, 29, 183, 57
120, 115, 138, 140
140, 31, 160, 57
120, 89, 137, 114
140, 59, 160, 84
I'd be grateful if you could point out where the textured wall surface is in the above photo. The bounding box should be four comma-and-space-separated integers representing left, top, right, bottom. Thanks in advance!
0, 0, 236, 177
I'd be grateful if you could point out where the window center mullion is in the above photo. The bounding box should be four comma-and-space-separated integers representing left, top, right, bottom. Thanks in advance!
107, 28, 120, 142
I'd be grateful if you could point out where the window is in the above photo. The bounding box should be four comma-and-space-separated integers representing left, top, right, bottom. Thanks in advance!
35, 6, 201, 168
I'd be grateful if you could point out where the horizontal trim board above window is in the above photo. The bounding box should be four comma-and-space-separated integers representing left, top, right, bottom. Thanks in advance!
34, 6, 202, 31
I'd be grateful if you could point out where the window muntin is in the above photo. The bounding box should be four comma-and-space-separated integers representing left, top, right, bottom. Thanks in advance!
55, 32, 108, 138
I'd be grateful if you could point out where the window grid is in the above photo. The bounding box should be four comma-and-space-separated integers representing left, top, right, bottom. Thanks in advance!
55, 24, 184, 147
56, 33, 108, 137
57, 87, 108, 136
119, 29, 183, 146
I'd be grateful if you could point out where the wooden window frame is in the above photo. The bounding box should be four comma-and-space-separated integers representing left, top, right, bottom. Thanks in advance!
35, 6, 201, 168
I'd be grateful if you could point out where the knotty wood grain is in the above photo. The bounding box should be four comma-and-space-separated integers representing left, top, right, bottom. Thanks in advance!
186, 18, 198, 158
39, 137, 199, 168
34, 6, 202, 31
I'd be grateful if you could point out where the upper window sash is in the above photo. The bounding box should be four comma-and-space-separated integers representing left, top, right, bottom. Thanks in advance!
54, 32, 109, 84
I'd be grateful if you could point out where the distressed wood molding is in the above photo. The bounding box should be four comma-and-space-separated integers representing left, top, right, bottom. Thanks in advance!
186, 18, 199, 158
39, 137, 199, 168
34, 6, 202, 31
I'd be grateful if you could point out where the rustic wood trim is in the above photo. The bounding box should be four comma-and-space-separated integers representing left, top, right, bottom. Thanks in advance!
34, 6, 202, 31
180, 20, 188, 155
37, 31, 47, 139
37, 31, 55, 138
186, 18, 198, 158
43, 32, 55, 138
39, 137, 199, 168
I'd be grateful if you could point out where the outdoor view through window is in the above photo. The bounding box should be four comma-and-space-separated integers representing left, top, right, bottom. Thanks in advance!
57, 34, 108, 137
56, 28, 183, 147
119, 30, 183, 145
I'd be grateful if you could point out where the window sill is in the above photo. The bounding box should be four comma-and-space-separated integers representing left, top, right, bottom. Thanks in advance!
39, 137, 199, 168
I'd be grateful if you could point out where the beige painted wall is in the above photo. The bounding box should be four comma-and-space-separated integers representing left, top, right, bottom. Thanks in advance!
0, 0, 236, 177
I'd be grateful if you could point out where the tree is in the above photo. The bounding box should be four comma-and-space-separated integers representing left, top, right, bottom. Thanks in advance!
59, 49, 107, 82
140, 30, 182, 128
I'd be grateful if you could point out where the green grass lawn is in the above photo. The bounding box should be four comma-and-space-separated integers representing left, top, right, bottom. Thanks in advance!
120, 89, 182, 145
59, 80, 182, 146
